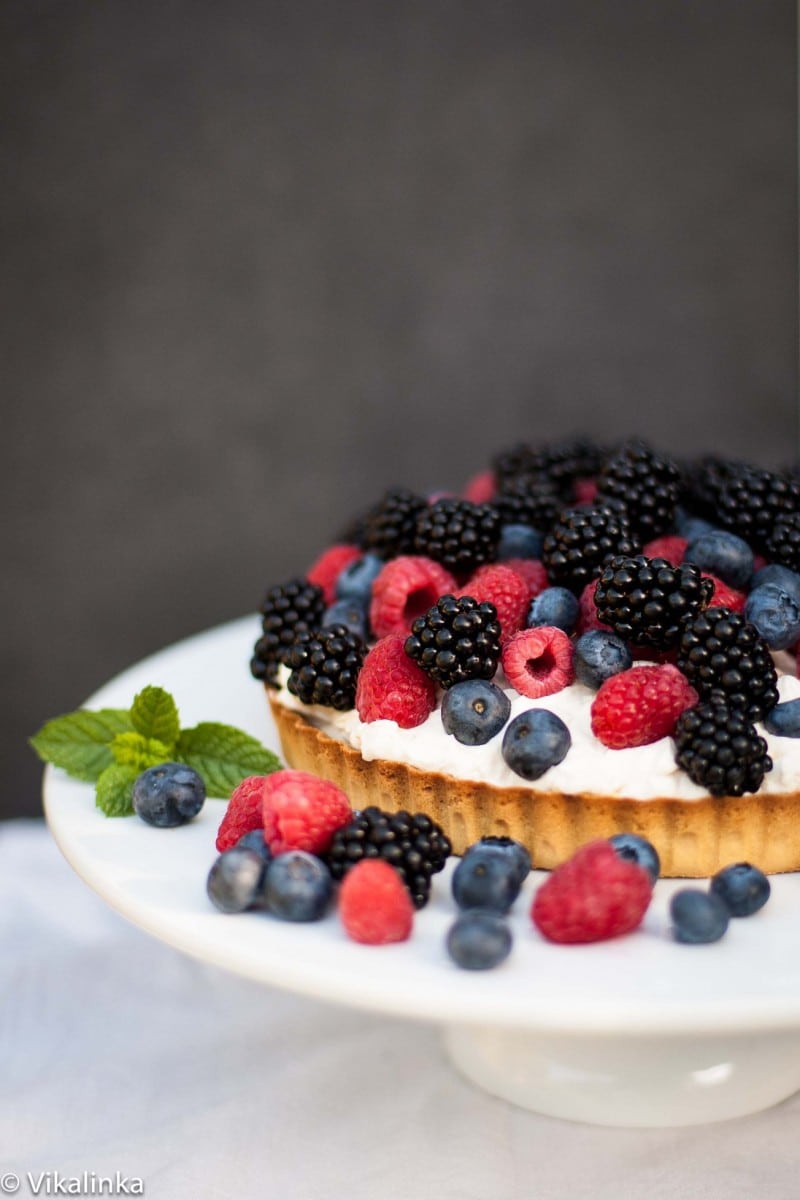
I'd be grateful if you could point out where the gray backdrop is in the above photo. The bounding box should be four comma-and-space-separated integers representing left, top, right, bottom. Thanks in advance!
3, 0, 797, 818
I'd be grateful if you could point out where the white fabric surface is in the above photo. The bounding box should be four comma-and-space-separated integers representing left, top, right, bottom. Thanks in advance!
3, 819, 800, 1200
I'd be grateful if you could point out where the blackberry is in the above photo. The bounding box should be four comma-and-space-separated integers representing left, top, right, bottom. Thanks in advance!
542, 503, 639, 595
404, 594, 502, 688
326, 806, 452, 908
674, 702, 772, 797
493, 474, 561, 532
766, 511, 800, 573
282, 623, 366, 710
493, 437, 604, 501
362, 487, 428, 559
597, 440, 682, 540
714, 463, 800, 553
594, 555, 714, 650
413, 498, 501, 574
251, 578, 325, 685
676, 606, 778, 721
682, 455, 740, 523
492, 442, 538, 490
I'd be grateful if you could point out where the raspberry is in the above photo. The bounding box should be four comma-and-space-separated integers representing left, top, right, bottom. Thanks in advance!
306, 544, 362, 605
370, 556, 457, 638
590, 664, 698, 749
574, 477, 598, 505
261, 770, 351, 856
531, 840, 653, 944
502, 558, 549, 599
215, 775, 269, 852
502, 626, 575, 698
642, 535, 688, 566
356, 634, 437, 728
339, 859, 414, 944
576, 580, 612, 635
462, 468, 496, 504
467, 563, 530, 643
704, 573, 746, 613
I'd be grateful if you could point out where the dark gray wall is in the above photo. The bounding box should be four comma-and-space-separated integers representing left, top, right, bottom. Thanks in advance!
3, 0, 797, 818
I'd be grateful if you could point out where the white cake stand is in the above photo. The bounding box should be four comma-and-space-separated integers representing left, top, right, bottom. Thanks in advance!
44, 616, 800, 1127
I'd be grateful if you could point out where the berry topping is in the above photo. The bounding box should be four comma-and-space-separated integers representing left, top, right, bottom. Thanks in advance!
326, 806, 451, 909
703, 574, 746, 613
527, 586, 579, 634
263, 851, 333, 922
683, 530, 754, 591
642, 535, 688, 565
501, 708, 571, 780
531, 839, 652, 944
674, 702, 772, 796
608, 833, 660, 883
744, 583, 800, 650
452, 842, 523, 913
132, 763, 206, 828
356, 633, 437, 728
306, 544, 362, 605
207, 848, 267, 914
497, 524, 545, 561
261, 770, 351, 856
764, 698, 800, 737
752, 563, 800, 604
335, 553, 384, 604
413, 497, 502, 575
467, 563, 530, 642
283, 624, 367, 710
590, 664, 699, 750
322, 598, 369, 640
501, 626, 575, 699
542, 503, 638, 595
493, 474, 560, 533
670, 889, 729, 944
594, 555, 714, 650
216, 775, 269, 852
370, 555, 457, 638
441, 679, 511, 745
502, 557, 550, 599
714, 463, 800, 553
676, 607, 778, 721
404, 594, 502, 689
462, 468, 496, 504
339, 859, 415, 944
362, 488, 429, 559
251, 578, 326, 686
573, 630, 633, 690
446, 910, 513, 970
576, 579, 613, 635
710, 862, 771, 917
596, 439, 682, 540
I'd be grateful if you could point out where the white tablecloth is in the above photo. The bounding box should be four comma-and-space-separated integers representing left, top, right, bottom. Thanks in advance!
2, 819, 799, 1200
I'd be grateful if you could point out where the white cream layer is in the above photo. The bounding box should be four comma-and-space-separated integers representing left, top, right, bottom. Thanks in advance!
273, 664, 800, 802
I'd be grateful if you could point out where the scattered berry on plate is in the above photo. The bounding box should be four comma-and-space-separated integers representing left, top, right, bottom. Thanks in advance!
235, 830, 273, 864
356, 633, 437, 728
207, 847, 267, 914
531, 840, 652, 944
446, 910, 513, 970
501, 708, 571, 780
608, 832, 660, 884
263, 850, 333, 922
744, 583, 800, 651
670, 889, 730, 944
405, 594, 502, 689
306, 543, 362, 605
261, 770, 351, 857
573, 629, 633, 690
132, 763, 206, 828
441, 679, 511, 745
339, 859, 414, 944
216, 775, 269, 852
710, 862, 771, 917
475, 835, 532, 888
527, 587, 579, 635
451, 843, 523, 914
590, 664, 698, 750
502, 625, 575, 699
370, 555, 457, 638
684, 530, 754, 591
326, 806, 451, 909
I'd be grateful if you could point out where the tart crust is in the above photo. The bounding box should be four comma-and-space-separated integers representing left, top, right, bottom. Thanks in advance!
268, 693, 800, 877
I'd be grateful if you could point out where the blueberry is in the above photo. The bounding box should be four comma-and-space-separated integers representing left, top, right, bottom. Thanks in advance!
235, 830, 274, 864
710, 862, 770, 917
335, 553, 383, 603
684, 530, 754, 590
446, 910, 513, 970
207, 848, 267, 913
475, 835, 531, 888
764, 698, 800, 737
264, 851, 333, 921
674, 509, 717, 541
670, 889, 730, 944
322, 598, 369, 640
497, 523, 545, 561
441, 680, 511, 746
132, 762, 206, 827
608, 833, 660, 883
527, 587, 579, 635
573, 630, 633, 690
752, 563, 800, 604
452, 844, 522, 913
502, 709, 571, 780
744, 584, 800, 650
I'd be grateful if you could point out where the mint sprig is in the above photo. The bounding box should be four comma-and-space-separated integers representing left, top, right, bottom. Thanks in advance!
31, 685, 281, 817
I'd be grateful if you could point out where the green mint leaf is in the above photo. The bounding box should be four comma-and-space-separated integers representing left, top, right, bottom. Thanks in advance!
30, 709, 135, 782
111, 732, 173, 771
95, 763, 139, 817
176, 722, 281, 797
129, 686, 180, 748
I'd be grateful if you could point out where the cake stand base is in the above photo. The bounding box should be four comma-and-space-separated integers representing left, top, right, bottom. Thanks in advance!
444, 1024, 800, 1126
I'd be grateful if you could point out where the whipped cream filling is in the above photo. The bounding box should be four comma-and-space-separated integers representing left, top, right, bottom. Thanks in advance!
272, 664, 800, 802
